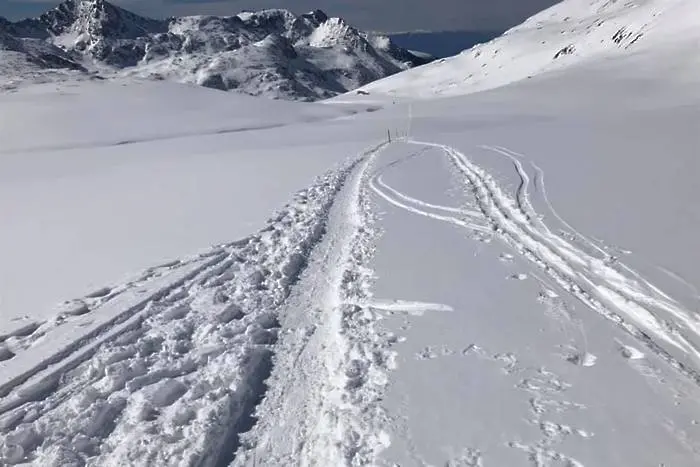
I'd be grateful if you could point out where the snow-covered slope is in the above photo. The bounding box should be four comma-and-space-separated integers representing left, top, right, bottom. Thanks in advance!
1, 0, 700, 466
359, 0, 700, 98
0, 0, 429, 100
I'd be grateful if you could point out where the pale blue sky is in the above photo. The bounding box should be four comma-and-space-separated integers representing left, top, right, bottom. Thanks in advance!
1, 0, 560, 32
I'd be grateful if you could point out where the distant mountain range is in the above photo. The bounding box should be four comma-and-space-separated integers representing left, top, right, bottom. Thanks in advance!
0, 0, 430, 100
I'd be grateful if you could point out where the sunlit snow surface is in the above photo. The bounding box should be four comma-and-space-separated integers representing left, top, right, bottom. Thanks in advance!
1, 0, 700, 465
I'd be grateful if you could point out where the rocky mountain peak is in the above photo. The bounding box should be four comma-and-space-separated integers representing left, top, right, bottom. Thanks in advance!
39, 0, 167, 40
1, 2, 431, 100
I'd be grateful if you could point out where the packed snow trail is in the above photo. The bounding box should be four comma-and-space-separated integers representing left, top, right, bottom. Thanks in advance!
371, 140, 700, 385
0, 143, 386, 466
233, 143, 392, 466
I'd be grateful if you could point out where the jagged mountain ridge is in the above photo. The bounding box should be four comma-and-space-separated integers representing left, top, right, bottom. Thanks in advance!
0, 18, 86, 89
0, 0, 430, 100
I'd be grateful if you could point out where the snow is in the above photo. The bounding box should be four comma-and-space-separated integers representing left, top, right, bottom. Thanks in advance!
357, 0, 700, 99
366, 139, 700, 466
0, 79, 380, 330
1, 1, 428, 101
2, 0, 700, 465
308, 18, 358, 48
0, 147, 376, 465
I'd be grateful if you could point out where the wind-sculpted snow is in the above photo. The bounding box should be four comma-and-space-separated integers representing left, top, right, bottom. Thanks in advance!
0, 0, 429, 100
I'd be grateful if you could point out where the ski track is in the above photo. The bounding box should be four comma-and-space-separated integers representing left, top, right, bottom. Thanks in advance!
369, 154, 491, 236
489, 144, 684, 308
376, 175, 480, 218
447, 139, 700, 382
480, 145, 540, 228
371, 139, 700, 390
484, 145, 700, 349
0, 143, 386, 466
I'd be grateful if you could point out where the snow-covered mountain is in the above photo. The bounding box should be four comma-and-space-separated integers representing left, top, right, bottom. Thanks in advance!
0, 17, 87, 89
359, 0, 700, 98
0, 29, 83, 72
0, 0, 429, 100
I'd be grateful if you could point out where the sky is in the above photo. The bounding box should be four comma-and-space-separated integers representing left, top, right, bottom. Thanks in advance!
0, 0, 560, 32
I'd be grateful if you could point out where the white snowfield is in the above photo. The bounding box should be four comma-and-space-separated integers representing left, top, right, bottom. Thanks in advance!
2, 0, 700, 465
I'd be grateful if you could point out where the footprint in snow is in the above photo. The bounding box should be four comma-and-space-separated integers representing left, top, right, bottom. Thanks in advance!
619, 344, 645, 360
565, 351, 597, 367
472, 232, 493, 244
462, 343, 488, 358
494, 352, 520, 374
416, 347, 436, 360
0, 345, 16, 361
416, 346, 454, 360
446, 447, 484, 467
620, 344, 669, 387
499, 253, 515, 263
0, 320, 41, 341
537, 289, 559, 301
56, 299, 90, 317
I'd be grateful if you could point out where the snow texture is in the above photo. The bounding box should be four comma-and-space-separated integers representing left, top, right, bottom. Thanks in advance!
2, 0, 700, 466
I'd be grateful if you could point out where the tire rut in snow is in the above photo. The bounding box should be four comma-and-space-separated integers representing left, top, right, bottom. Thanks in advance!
0, 147, 379, 466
